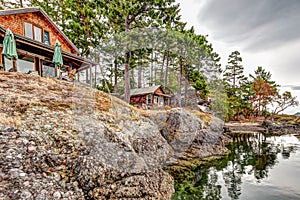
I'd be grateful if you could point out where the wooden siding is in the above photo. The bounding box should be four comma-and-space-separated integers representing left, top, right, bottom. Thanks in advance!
0, 12, 76, 54
154, 87, 164, 95
130, 95, 147, 105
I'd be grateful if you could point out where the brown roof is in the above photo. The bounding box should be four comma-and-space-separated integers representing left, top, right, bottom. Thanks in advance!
0, 7, 79, 54
130, 85, 166, 96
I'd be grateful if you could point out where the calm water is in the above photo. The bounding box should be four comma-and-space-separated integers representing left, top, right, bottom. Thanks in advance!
173, 133, 300, 200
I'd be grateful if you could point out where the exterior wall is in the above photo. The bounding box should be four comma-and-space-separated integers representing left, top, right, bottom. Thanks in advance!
130, 87, 171, 107
155, 87, 164, 95
130, 95, 147, 105
0, 12, 76, 54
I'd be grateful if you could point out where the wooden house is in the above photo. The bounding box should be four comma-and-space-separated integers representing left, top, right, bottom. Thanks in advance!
130, 85, 172, 108
0, 7, 96, 82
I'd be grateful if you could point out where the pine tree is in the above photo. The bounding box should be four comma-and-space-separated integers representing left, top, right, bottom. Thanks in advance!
223, 51, 247, 120
223, 51, 246, 95
103, 0, 182, 103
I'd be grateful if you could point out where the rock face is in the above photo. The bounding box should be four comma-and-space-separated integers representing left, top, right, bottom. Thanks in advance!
0, 72, 230, 199
150, 109, 231, 167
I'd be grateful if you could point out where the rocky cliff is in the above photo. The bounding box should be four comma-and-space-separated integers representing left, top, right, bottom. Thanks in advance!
0, 72, 230, 199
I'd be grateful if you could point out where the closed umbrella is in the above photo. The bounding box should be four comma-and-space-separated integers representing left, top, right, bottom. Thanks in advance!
2, 28, 18, 71
52, 40, 63, 78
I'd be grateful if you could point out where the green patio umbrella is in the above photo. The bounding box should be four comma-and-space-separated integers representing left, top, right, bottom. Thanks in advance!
52, 40, 63, 78
2, 28, 18, 71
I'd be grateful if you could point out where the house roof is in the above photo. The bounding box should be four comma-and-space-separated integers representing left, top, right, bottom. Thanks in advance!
130, 85, 165, 96
0, 7, 79, 54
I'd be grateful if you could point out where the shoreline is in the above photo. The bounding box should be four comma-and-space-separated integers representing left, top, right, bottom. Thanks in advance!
224, 120, 300, 136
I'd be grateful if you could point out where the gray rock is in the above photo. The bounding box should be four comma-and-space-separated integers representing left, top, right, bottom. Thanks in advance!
20, 190, 32, 199
3, 126, 16, 132
53, 191, 61, 199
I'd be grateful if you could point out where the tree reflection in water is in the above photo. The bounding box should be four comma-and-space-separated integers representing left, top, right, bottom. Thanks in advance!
172, 133, 296, 200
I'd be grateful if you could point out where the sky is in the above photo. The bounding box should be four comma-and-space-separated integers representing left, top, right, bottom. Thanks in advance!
176, 0, 300, 114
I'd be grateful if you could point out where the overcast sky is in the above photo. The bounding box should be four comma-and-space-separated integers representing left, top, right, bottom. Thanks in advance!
176, 0, 300, 114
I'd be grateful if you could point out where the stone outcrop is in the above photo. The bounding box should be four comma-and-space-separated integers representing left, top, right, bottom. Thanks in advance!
149, 109, 231, 168
0, 72, 230, 199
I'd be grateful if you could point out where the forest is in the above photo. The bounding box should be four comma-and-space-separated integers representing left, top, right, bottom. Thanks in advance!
0, 0, 298, 121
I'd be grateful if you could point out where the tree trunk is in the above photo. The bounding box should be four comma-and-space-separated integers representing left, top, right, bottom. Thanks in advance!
154, 68, 157, 86
12, 59, 17, 72
177, 58, 183, 107
164, 51, 170, 89
113, 59, 119, 93
184, 77, 188, 106
160, 52, 165, 84
138, 64, 142, 88
124, 18, 131, 103
150, 51, 154, 86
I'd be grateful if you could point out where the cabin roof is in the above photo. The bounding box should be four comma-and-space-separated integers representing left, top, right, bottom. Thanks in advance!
0, 7, 79, 54
130, 85, 165, 96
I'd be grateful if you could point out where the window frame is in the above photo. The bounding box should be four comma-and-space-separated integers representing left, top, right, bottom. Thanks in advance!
33, 26, 42, 42
24, 22, 33, 39
16, 53, 36, 73
23, 21, 51, 45
154, 96, 159, 104
146, 94, 152, 104
43, 30, 50, 45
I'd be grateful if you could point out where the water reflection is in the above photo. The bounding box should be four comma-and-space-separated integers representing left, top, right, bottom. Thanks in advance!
173, 133, 300, 200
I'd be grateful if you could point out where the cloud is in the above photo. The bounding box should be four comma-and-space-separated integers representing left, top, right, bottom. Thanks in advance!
198, 0, 300, 52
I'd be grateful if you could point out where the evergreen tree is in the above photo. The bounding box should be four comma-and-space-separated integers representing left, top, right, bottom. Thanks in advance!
223, 51, 247, 120
102, 0, 182, 103
31, 0, 106, 56
223, 51, 246, 96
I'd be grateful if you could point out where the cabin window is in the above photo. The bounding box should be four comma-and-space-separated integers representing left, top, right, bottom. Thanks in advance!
42, 61, 55, 77
34, 26, 42, 42
24, 22, 45, 43
24, 22, 33, 38
147, 94, 152, 104
3, 57, 13, 71
159, 97, 164, 105
44, 31, 50, 45
154, 96, 159, 104
17, 55, 35, 73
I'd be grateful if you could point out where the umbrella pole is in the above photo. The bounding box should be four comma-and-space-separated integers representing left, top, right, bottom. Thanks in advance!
11, 58, 17, 72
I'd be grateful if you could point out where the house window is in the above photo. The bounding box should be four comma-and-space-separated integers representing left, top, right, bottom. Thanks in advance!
42, 61, 55, 77
44, 31, 50, 45
17, 55, 35, 73
3, 57, 13, 71
146, 94, 152, 104
24, 22, 48, 44
24, 22, 33, 38
154, 96, 159, 104
159, 97, 164, 105
34, 26, 42, 42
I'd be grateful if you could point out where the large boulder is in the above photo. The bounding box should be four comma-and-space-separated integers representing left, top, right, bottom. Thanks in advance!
149, 108, 231, 166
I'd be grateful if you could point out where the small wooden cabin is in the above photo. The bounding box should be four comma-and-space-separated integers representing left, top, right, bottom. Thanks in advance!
130, 85, 172, 107
0, 7, 96, 82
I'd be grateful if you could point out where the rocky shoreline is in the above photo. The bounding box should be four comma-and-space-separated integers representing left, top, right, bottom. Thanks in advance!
224, 119, 300, 136
0, 72, 230, 199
